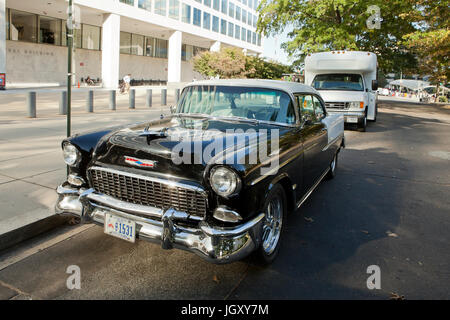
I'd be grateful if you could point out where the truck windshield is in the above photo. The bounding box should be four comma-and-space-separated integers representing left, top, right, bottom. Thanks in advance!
312, 74, 364, 91
177, 85, 296, 124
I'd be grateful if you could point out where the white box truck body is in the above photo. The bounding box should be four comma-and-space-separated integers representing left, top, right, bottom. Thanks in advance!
305, 51, 378, 131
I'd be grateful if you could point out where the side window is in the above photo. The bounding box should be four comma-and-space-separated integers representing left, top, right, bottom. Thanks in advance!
296, 94, 315, 123
312, 96, 326, 120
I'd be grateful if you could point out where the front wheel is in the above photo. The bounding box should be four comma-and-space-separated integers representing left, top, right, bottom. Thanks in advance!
326, 152, 338, 179
357, 112, 367, 132
253, 183, 287, 265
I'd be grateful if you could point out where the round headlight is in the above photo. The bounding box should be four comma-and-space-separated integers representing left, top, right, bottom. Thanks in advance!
63, 143, 80, 166
210, 167, 241, 197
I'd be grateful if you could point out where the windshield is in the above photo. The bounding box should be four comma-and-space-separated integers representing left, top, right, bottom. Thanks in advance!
177, 85, 296, 124
312, 74, 365, 91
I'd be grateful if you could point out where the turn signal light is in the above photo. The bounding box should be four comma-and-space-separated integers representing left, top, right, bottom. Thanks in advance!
360, 102, 364, 108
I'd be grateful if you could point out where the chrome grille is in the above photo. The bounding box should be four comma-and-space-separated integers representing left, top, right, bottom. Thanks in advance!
88, 167, 207, 219
325, 102, 348, 109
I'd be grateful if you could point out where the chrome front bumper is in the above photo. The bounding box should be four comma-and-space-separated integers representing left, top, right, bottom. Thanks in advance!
55, 183, 264, 264
328, 110, 365, 123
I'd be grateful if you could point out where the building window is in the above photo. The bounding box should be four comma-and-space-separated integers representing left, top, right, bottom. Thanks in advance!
138, 0, 152, 11
169, 0, 180, 20
182, 44, 194, 61
242, 0, 247, 6
120, 32, 132, 54
82, 24, 101, 50
6, 9, 10, 40
253, 14, 257, 27
252, 32, 256, 45
204, 0, 211, 7
131, 34, 144, 55
228, 3, 235, 18
155, 38, 168, 58
155, 0, 167, 16
247, 29, 251, 43
221, 0, 228, 14
220, 19, 227, 35
203, 12, 211, 30
241, 27, 246, 41
254, 0, 258, 9
227, 22, 234, 37
10, 9, 37, 43
145, 37, 155, 56
120, 0, 135, 5
182, 4, 191, 23
247, 12, 252, 26
257, 33, 261, 46
39, 15, 61, 46
213, 0, 220, 11
242, 9, 247, 24
234, 25, 240, 40
212, 16, 219, 32
193, 8, 201, 27
235, 6, 241, 21
248, 0, 252, 9
62, 22, 81, 48
194, 0, 202, 3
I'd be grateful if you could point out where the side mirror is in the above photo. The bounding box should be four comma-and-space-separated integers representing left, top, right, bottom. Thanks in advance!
372, 80, 378, 91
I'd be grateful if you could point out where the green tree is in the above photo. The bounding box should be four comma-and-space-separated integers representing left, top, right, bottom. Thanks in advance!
402, 0, 449, 88
257, 0, 418, 74
192, 47, 293, 79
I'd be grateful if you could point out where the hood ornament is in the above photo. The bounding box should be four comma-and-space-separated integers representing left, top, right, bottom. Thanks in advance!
139, 126, 168, 144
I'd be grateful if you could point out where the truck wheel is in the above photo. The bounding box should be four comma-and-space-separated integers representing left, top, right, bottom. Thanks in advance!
326, 152, 338, 180
253, 183, 287, 265
357, 112, 367, 132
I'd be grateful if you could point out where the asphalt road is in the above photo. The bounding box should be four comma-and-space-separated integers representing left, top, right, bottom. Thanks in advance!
0, 98, 449, 300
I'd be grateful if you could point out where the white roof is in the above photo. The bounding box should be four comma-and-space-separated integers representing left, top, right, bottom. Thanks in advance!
305, 51, 377, 73
389, 79, 430, 90
184, 79, 319, 95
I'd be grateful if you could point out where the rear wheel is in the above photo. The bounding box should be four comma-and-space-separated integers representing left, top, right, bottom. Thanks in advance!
326, 152, 338, 179
253, 183, 287, 265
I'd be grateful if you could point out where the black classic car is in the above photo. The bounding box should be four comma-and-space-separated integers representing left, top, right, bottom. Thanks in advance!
56, 80, 345, 264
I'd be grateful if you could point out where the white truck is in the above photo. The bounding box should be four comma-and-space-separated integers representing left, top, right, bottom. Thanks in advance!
305, 51, 378, 131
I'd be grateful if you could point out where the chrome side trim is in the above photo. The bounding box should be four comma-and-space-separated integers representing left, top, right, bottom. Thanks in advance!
296, 167, 330, 209
322, 134, 344, 151
88, 166, 207, 196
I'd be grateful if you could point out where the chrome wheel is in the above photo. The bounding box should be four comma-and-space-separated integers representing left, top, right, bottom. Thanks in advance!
262, 195, 283, 255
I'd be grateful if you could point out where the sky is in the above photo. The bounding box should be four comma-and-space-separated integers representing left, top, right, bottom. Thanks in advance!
261, 26, 293, 66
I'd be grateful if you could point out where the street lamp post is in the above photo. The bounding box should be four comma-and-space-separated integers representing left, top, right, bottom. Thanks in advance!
67, 0, 73, 139
66, 0, 73, 175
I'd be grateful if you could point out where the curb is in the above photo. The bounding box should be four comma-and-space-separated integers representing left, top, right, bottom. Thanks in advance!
0, 215, 70, 253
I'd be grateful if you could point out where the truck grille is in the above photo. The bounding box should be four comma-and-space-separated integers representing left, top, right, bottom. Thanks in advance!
88, 167, 207, 220
325, 102, 348, 110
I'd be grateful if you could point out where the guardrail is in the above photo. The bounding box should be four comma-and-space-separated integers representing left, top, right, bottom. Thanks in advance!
21, 87, 181, 118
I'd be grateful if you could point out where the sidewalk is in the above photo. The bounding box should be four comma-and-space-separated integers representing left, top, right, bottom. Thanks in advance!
0, 90, 172, 250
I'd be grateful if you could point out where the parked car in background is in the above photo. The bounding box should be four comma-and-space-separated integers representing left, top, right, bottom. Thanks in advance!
55, 80, 344, 264
305, 51, 379, 131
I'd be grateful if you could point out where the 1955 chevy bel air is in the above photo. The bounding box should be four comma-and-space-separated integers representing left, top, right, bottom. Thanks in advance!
56, 79, 345, 264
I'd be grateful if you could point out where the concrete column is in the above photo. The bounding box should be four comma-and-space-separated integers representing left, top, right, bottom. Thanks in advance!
0, 0, 6, 77
101, 14, 120, 88
210, 41, 221, 52
167, 31, 182, 84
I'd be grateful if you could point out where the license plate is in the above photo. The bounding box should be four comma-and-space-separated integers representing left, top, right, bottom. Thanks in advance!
346, 117, 358, 123
104, 213, 136, 243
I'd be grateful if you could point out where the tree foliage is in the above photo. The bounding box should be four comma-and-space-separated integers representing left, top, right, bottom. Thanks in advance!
192, 47, 294, 79
257, 0, 419, 73
402, 0, 450, 84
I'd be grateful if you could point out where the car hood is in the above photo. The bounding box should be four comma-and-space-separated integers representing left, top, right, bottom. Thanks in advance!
316, 90, 366, 102
92, 115, 283, 183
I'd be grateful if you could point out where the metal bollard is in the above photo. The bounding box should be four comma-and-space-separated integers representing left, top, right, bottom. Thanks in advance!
161, 88, 167, 106
109, 90, 116, 111
129, 89, 135, 109
59, 91, 67, 115
146, 89, 152, 107
175, 88, 180, 103
27, 91, 36, 118
86, 90, 94, 112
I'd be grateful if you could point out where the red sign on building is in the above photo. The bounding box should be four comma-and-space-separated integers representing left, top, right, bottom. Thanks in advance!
0, 74, 5, 90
